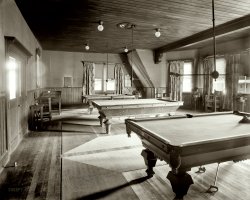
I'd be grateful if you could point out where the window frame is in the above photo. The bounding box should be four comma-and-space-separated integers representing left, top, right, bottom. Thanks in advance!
212, 57, 226, 94
182, 60, 194, 93
94, 63, 118, 93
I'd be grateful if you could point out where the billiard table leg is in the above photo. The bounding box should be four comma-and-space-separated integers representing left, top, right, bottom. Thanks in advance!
141, 149, 157, 178
98, 115, 103, 126
104, 119, 111, 134
89, 106, 94, 114
167, 171, 193, 200
126, 127, 132, 137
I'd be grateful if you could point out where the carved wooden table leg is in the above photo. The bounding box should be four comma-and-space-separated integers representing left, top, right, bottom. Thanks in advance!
98, 113, 103, 127
126, 126, 132, 137
167, 149, 193, 199
167, 171, 193, 200
89, 106, 94, 114
104, 119, 111, 134
88, 101, 94, 114
141, 149, 157, 178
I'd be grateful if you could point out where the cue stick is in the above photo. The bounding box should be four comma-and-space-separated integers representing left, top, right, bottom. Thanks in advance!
60, 122, 63, 200
207, 163, 220, 193
213, 163, 220, 187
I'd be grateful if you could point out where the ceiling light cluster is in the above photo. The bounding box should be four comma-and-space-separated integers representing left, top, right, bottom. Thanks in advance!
85, 21, 162, 52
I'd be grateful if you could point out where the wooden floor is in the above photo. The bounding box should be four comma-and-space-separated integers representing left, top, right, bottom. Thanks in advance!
0, 106, 250, 200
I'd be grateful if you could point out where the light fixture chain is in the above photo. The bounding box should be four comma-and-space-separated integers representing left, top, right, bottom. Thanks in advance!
212, 0, 216, 72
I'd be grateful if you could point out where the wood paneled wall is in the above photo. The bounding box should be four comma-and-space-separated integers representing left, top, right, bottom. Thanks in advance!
41, 87, 83, 105
182, 93, 193, 109
0, 96, 7, 161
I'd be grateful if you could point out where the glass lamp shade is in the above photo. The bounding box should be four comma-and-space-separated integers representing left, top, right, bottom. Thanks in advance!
85, 45, 90, 50
97, 21, 104, 31
155, 29, 161, 37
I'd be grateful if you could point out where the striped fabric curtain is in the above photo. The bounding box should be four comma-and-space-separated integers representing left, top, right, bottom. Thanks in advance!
82, 62, 95, 95
168, 61, 184, 101
224, 54, 241, 110
114, 64, 124, 94
197, 58, 204, 90
203, 57, 214, 96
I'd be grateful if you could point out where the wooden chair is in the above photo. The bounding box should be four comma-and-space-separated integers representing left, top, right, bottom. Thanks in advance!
29, 104, 52, 130
205, 92, 222, 112
38, 91, 61, 114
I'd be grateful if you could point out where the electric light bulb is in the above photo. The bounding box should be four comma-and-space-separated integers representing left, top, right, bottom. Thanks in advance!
97, 21, 104, 31
155, 29, 161, 37
85, 44, 90, 50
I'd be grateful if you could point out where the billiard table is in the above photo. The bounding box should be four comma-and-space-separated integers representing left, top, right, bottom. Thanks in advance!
92, 99, 183, 134
125, 111, 250, 199
82, 94, 136, 114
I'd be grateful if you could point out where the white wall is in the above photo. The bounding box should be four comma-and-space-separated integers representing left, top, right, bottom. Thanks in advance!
136, 49, 167, 87
42, 50, 124, 87
0, 0, 42, 93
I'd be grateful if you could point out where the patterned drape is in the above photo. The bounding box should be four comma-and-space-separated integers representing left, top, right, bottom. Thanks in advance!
168, 61, 184, 101
224, 54, 241, 110
203, 57, 214, 96
82, 62, 95, 95
114, 64, 124, 94
197, 58, 204, 90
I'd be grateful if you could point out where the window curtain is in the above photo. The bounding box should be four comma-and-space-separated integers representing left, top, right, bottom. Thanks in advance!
168, 61, 184, 101
114, 64, 124, 94
203, 57, 214, 96
223, 54, 241, 110
197, 58, 204, 91
82, 62, 95, 95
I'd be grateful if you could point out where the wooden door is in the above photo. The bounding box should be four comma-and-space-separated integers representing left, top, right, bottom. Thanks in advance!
6, 56, 22, 151
5, 37, 30, 153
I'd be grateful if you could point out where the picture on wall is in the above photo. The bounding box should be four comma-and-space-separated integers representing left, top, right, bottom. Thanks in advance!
64, 76, 72, 87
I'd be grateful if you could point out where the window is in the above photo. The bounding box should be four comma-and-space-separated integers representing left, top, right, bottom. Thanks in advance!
107, 79, 115, 91
94, 78, 102, 91
124, 74, 131, 87
212, 58, 226, 93
182, 61, 193, 92
94, 63, 116, 93
7, 57, 18, 99
238, 76, 250, 94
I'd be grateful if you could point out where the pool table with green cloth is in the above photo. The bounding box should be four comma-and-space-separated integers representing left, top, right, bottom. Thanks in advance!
125, 111, 250, 199
92, 98, 183, 134
82, 94, 136, 114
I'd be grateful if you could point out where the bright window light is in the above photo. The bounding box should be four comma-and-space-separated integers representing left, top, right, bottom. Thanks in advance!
183, 61, 192, 92
213, 58, 226, 93
7, 57, 17, 99
107, 79, 115, 91
94, 78, 102, 91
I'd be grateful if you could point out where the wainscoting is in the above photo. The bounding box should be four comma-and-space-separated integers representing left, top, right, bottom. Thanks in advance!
0, 96, 7, 166
182, 92, 193, 109
40, 87, 83, 105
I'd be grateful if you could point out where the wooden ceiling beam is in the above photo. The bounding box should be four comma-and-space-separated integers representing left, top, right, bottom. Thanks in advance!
154, 14, 250, 63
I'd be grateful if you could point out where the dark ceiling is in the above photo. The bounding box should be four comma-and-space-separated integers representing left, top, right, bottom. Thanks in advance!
15, 0, 250, 54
